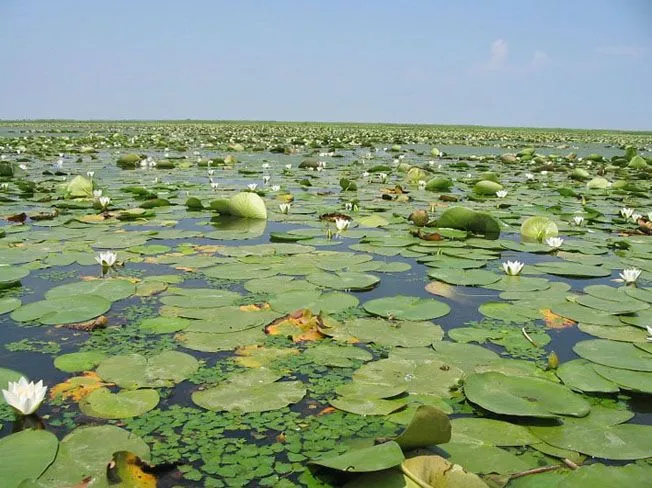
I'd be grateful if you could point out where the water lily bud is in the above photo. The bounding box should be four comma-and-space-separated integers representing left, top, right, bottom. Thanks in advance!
408, 209, 429, 227
548, 351, 559, 370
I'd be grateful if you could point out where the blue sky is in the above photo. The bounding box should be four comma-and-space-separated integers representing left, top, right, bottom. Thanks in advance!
1, 1, 650, 129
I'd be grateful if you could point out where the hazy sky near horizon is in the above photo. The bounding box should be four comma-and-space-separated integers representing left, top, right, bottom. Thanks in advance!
1, 1, 651, 130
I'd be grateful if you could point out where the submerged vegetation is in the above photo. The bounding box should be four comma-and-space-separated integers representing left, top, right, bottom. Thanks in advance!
0, 121, 652, 486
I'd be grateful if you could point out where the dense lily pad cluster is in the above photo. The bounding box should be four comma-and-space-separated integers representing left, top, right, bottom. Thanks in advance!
0, 121, 651, 486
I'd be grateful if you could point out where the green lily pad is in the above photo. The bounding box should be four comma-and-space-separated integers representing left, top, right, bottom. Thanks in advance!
159, 288, 241, 308
393, 405, 451, 450
96, 351, 199, 388
573, 339, 652, 371
0, 266, 29, 286
520, 216, 558, 241
327, 317, 443, 347
593, 364, 652, 393
427, 269, 500, 286
363, 295, 450, 320
529, 406, 652, 460
37, 425, 150, 487
330, 396, 408, 416
54, 351, 107, 373
450, 417, 538, 446
0, 297, 21, 315
306, 271, 380, 291
45, 279, 135, 302
557, 359, 619, 393
310, 441, 404, 473
464, 372, 591, 418
11, 294, 111, 325
0, 429, 59, 488
438, 442, 535, 475
79, 387, 159, 419
192, 368, 306, 413
534, 262, 611, 278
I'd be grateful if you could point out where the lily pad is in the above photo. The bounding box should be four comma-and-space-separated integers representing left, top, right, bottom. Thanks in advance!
96, 351, 199, 388
0, 429, 58, 488
363, 295, 450, 320
310, 441, 405, 473
192, 369, 306, 413
11, 294, 112, 325
464, 372, 591, 418
79, 387, 159, 419
573, 339, 652, 371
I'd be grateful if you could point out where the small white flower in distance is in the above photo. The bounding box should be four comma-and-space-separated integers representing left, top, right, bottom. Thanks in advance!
619, 268, 642, 285
545, 237, 564, 249
502, 260, 524, 276
335, 218, 350, 232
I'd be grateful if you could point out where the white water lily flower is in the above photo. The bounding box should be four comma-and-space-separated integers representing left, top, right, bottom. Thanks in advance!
207, 169, 215, 176
19, 163, 28, 170
631, 213, 642, 222
2, 377, 47, 415
95, 251, 117, 267
247, 183, 258, 191
263, 175, 271, 184
262, 163, 270, 169
545, 237, 564, 248
540, 170, 548, 175
502, 260, 524, 276
335, 218, 350, 232
573, 216, 584, 226
210, 182, 219, 190
0, 183, 8, 190
378, 173, 388, 183
620, 208, 634, 219
86, 171, 94, 178
418, 180, 427, 190
285, 164, 292, 170
93, 189, 103, 198
619, 268, 642, 284
496, 190, 508, 198
98, 196, 111, 209
525, 173, 535, 180
345, 202, 353, 211
647, 325, 652, 342
271, 185, 280, 192
279, 203, 291, 214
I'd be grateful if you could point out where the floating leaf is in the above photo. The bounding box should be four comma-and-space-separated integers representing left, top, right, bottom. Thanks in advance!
310, 441, 405, 473
464, 372, 591, 418
0, 429, 59, 488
